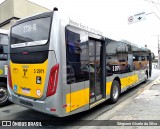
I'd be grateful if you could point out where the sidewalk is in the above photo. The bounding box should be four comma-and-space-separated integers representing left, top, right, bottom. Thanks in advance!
81, 76, 160, 129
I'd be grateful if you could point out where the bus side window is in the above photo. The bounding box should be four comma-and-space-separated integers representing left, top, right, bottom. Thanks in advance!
142, 56, 146, 61
138, 56, 142, 61
66, 27, 89, 84
133, 55, 138, 70
106, 63, 113, 76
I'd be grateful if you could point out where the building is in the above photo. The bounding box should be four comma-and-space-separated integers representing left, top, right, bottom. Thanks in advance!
0, 0, 50, 30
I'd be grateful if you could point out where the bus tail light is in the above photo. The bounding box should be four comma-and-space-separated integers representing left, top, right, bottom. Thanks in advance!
8, 66, 13, 89
47, 64, 59, 97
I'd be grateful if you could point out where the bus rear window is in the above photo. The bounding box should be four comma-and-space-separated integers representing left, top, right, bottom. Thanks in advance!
11, 17, 51, 48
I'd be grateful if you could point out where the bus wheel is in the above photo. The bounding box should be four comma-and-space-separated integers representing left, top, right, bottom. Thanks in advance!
110, 80, 120, 103
144, 71, 148, 82
0, 82, 9, 107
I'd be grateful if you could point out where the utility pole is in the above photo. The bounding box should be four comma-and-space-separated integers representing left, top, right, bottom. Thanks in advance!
158, 35, 160, 68
152, 35, 160, 68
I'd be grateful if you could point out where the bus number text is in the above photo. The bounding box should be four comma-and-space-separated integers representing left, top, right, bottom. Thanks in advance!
34, 69, 44, 74
23, 24, 37, 33
112, 66, 120, 71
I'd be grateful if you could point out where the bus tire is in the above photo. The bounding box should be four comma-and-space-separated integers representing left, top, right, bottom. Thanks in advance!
0, 82, 9, 107
110, 80, 120, 103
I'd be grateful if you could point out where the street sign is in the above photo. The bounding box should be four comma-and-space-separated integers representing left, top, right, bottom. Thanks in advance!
128, 12, 146, 24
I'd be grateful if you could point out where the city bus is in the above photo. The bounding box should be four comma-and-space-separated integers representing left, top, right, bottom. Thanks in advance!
7, 8, 152, 117
0, 29, 9, 106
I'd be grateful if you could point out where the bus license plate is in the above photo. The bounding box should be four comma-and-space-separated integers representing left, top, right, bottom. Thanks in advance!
22, 88, 30, 94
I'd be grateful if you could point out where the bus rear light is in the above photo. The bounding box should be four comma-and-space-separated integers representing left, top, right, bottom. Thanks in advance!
8, 66, 13, 89
47, 64, 59, 97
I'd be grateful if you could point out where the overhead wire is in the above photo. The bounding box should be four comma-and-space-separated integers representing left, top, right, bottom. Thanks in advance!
151, 0, 160, 13
144, 0, 160, 19
144, 0, 160, 5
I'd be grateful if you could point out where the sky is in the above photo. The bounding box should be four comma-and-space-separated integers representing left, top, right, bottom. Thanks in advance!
1, 0, 160, 56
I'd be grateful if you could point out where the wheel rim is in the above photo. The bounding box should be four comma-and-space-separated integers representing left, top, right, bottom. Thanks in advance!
0, 87, 8, 103
113, 84, 119, 99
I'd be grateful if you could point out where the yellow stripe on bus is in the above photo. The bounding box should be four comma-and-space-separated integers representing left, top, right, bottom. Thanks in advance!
66, 88, 89, 113
66, 74, 139, 113
106, 74, 139, 95
121, 74, 138, 89
106, 82, 112, 95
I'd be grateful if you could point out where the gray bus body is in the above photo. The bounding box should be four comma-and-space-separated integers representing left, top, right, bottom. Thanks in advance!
8, 8, 152, 117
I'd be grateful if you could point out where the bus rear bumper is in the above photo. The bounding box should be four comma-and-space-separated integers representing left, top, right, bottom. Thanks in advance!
8, 87, 63, 117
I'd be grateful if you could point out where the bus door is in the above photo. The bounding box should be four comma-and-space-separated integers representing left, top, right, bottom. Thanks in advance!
88, 39, 105, 104
128, 54, 133, 71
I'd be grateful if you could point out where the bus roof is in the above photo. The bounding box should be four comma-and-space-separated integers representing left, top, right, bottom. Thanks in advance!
12, 11, 52, 27
12, 9, 104, 36
120, 40, 150, 52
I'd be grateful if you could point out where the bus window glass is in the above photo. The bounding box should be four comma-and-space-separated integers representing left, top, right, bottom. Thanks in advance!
133, 55, 138, 61
66, 27, 89, 84
142, 56, 146, 61
138, 56, 142, 61
11, 17, 51, 46
106, 41, 132, 74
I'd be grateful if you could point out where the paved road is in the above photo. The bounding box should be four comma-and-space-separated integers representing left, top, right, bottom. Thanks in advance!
1, 67, 160, 128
